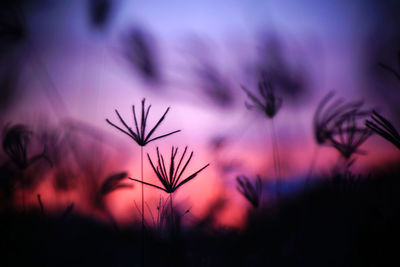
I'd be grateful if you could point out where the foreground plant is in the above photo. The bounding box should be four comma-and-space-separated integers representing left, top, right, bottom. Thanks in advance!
242, 77, 282, 197
313, 92, 364, 146
2, 124, 47, 170
129, 146, 209, 224
2, 124, 50, 210
329, 111, 372, 160
308, 92, 367, 178
236, 175, 262, 208
106, 98, 180, 262
366, 110, 400, 150
106, 98, 180, 147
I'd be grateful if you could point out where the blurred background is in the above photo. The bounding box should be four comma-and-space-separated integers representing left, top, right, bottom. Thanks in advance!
1, 0, 400, 227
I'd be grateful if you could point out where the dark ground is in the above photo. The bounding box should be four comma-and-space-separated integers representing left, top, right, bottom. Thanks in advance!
1, 165, 400, 267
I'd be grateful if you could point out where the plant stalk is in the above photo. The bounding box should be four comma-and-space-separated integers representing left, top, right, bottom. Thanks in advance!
270, 119, 281, 199
140, 146, 145, 266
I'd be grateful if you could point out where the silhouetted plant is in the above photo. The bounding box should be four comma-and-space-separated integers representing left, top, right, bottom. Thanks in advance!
106, 98, 180, 213
196, 62, 233, 108
129, 146, 209, 231
308, 92, 366, 179
328, 111, 372, 160
241, 79, 282, 119
2, 124, 49, 170
106, 98, 180, 261
130, 146, 209, 194
0, 2, 27, 56
313, 92, 364, 146
88, 0, 112, 30
152, 195, 190, 234
2, 124, 51, 211
255, 33, 310, 101
106, 99, 180, 147
2, 124, 31, 170
236, 175, 262, 208
366, 110, 400, 150
242, 77, 282, 197
123, 28, 160, 83
95, 171, 131, 210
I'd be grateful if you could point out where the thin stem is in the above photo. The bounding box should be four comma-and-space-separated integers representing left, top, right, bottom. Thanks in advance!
140, 146, 144, 266
141, 146, 144, 228
270, 119, 281, 199
170, 193, 174, 231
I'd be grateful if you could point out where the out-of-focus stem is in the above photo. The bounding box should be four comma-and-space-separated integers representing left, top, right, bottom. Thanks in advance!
270, 119, 281, 199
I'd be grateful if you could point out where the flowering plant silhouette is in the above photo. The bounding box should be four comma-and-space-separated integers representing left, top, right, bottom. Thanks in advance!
129, 146, 209, 193
106, 98, 180, 146
236, 175, 262, 208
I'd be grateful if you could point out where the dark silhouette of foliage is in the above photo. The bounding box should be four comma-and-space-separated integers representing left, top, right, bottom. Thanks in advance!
106, 98, 181, 146
185, 38, 234, 108
236, 175, 262, 208
88, 0, 112, 30
195, 61, 234, 108
129, 146, 209, 193
0, 2, 26, 55
99, 171, 130, 196
123, 28, 160, 83
95, 171, 131, 210
255, 34, 310, 102
313, 91, 364, 145
2, 124, 49, 170
328, 110, 372, 159
242, 78, 282, 119
366, 110, 400, 150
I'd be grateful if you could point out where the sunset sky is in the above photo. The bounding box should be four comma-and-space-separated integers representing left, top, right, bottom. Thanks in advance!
3, 0, 400, 227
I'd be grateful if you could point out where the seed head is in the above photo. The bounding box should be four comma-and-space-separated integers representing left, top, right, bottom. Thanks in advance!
236, 175, 262, 208
366, 110, 400, 150
129, 146, 209, 194
328, 111, 372, 159
241, 79, 282, 119
313, 92, 364, 145
106, 98, 180, 146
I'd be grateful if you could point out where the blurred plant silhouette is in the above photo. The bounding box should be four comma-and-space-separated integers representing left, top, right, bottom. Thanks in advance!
328, 110, 372, 160
88, 0, 113, 30
130, 146, 209, 236
185, 38, 235, 108
40, 127, 76, 191
242, 76, 282, 196
313, 91, 364, 146
236, 175, 262, 208
308, 92, 371, 178
254, 34, 310, 102
95, 171, 131, 211
366, 110, 400, 150
122, 28, 160, 84
2, 124, 49, 170
194, 60, 234, 108
241, 77, 282, 119
0, 2, 27, 57
0, 2, 27, 112
130, 146, 209, 194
